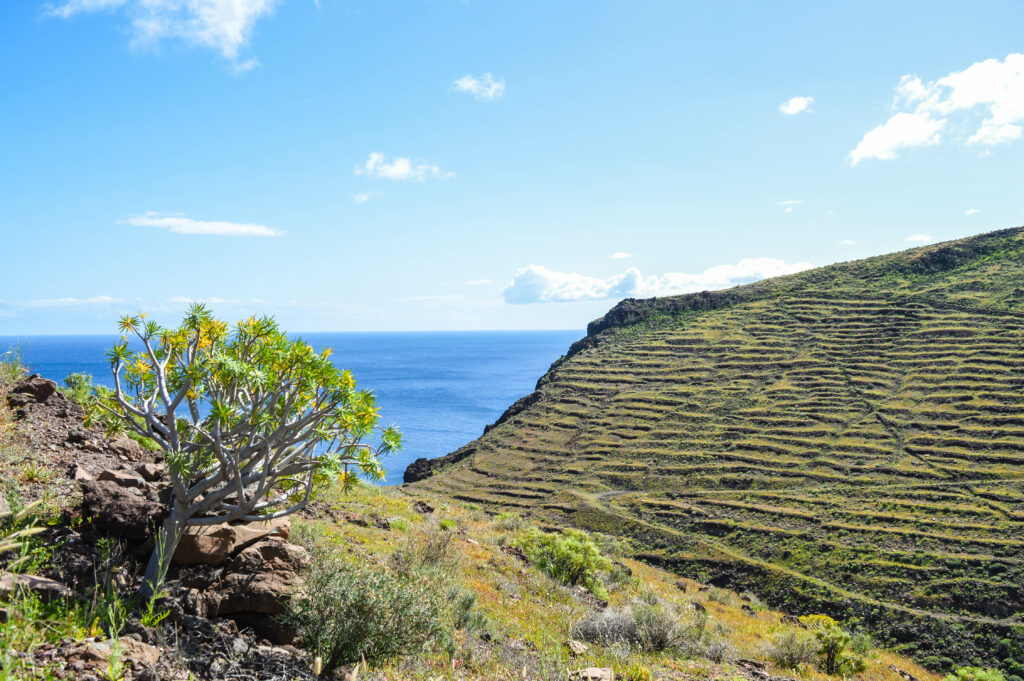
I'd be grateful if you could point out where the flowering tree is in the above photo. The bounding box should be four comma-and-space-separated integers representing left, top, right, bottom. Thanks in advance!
97, 305, 400, 599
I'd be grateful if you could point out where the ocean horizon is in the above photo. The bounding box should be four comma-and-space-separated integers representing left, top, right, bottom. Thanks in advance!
0, 330, 582, 484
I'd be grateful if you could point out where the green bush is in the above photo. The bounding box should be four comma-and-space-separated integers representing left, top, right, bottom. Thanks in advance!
799, 614, 867, 677
943, 668, 1007, 681
285, 554, 475, 671
765, 629, 820, 670
572, 596, 712, 655
513, 527, 612, 599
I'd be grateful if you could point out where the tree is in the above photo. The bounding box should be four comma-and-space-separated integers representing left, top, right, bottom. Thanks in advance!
96, 305, 400, 600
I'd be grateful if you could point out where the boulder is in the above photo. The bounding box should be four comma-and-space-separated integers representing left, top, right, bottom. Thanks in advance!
11, 374, 57, 403
72, 465, 94, 482
413, 500, 435, 514
0, 572, 73, 603
108, 436, 145, 461
174, 524, 236, 566
209, 538, 309, 617
64, 637, 161, 670
570, 669, 614, 681
80, 479, 167, 541
565, 639, 588, 656
97, 469, 145, 489
231, 516, 290, 548
134, 462, 165, 482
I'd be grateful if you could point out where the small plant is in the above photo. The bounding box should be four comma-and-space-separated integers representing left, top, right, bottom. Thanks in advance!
492, 511, 525, 532
765, 629, 820, 670
513, 527, 612, 599
19, 461, 49, 483
104, 637, 125, 681
572, 595, 710, 654
285, 553, 474, 672
799, 614, 867, 677
943, 669, 1007, 681
0, 498, 46, 571
439, 518, 457, 532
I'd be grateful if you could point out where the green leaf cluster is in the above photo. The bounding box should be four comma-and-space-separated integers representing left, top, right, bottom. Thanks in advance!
513, 527, 612, 599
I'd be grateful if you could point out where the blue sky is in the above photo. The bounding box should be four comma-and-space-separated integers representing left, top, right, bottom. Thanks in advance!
1, 1, 1023, 334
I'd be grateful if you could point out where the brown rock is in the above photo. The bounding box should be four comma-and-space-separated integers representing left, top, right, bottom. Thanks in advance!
80, 480, 167, 541
174, 524, 236, 566
12, 374, 57, 402
413, 500, 434, 514
209, 538, 310, 617
565, 639, 588, 656
0, 572, 73, 603
570, 668, 614, 681
108, 436, 145, 461
134, 462, 164, 482
72, 465, 94, 482
231, 516, 291, 547
97, 469, 145, 489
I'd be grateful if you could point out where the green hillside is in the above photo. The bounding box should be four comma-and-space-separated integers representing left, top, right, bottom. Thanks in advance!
410, 226, 1024, 673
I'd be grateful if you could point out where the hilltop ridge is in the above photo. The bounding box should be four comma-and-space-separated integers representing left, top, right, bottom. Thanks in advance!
409, 226, 1024, 673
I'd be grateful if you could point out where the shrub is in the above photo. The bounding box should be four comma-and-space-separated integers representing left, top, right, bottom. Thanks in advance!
943, 669, 1006, 681
493, 511, 525, 532
799, 614, 867, 677
572, 596, 710, 654
513, 527, 612, 599
285, 553, 473, 671
93, 307, 401, 600
765, 629, 820, 670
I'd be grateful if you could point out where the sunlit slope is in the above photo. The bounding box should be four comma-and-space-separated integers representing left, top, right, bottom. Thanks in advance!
414, 226, 1024, 667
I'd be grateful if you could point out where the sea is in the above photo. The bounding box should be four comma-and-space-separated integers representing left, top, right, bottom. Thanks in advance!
0, 331, 581, 484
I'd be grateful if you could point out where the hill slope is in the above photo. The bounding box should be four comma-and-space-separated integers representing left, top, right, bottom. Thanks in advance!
410, 226, 1024, 672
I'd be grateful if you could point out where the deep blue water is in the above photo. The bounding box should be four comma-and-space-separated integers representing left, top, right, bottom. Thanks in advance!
0, 331, 581, 484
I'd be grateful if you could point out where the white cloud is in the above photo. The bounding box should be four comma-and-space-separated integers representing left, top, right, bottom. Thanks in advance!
121, 212, 284, 237
25, 295, 124, 308
905, 233, 934, 244
849, 112, 945, 165
460, 279, 493, 286
611, 252, 632, 259
838, 240, 856, 246
851, 53, 1024, 163
776, 200, 803, 214
167, 296, 244, 305
779, 96, 814, 115
44, 0, 278, 66
354, 153, 454, 182
353, 192, 383, 204
43, 0, 127, 18
965, 208, 981, 216
503, 258, 814, 304
452, 73, 505, 101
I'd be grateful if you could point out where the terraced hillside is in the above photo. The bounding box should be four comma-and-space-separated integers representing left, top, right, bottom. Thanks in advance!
411, 226, 1024, 672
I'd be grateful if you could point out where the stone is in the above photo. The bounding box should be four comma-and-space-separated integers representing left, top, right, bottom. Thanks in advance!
12, 374, 57, 402
72, 465, 94, 481
231, 516, 291, 547
565, 639, 588, 656
71, 637, 161, 669
210, 539, 309, 616
174, 524, 236, 566
134, 462, 165, 482
344, 513, 369, 527
413, 500, 434, 514
120, 637, 162, 667
66, 427, 88, 444
107, 436, 145, 462
570, 668, 614, 681
80, 480, 167, 541
0, 572, 73, 603
742, 603, 757, 617
97, 469, 145, 489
